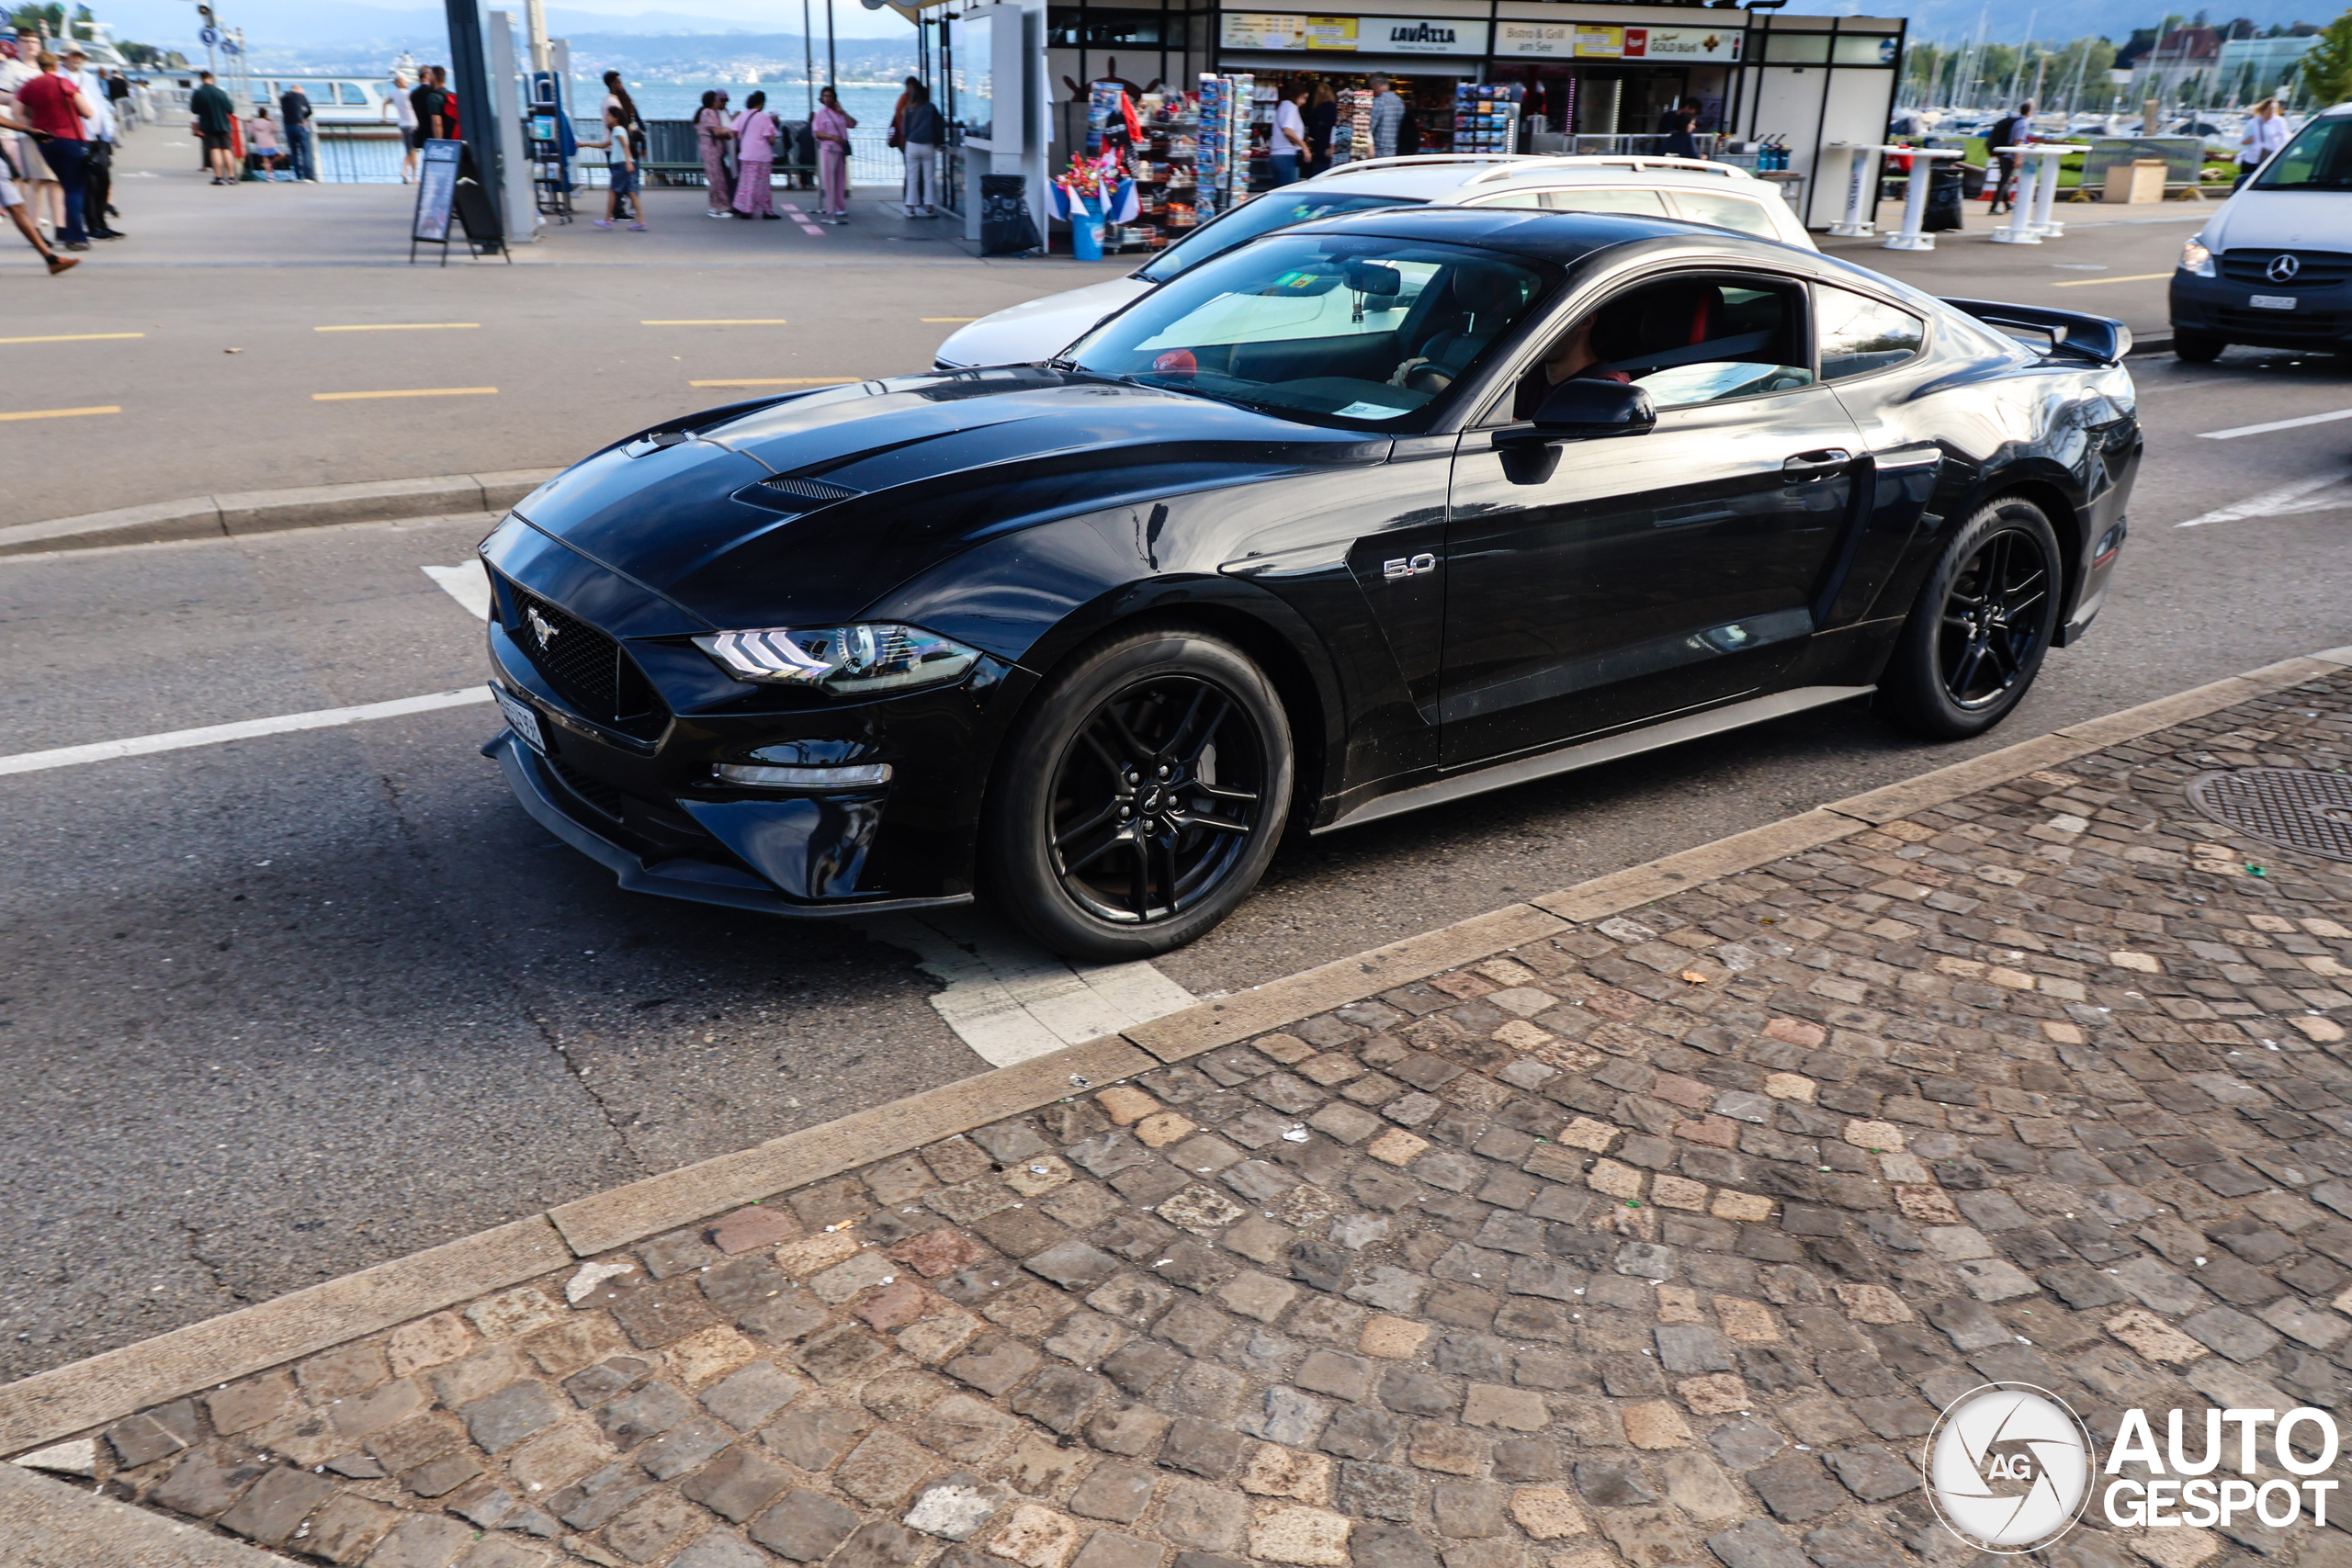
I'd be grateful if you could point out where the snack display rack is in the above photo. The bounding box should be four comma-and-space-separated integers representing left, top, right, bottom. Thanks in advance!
1193, 73, 1253, 223
1116, 90, 1204, 251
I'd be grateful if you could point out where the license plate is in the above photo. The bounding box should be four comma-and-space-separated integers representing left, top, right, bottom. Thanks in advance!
2249, 294, 2299, 310
492, 684, 546, 753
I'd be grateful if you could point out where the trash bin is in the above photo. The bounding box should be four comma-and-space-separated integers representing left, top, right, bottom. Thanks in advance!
1925, 159, 1965, 231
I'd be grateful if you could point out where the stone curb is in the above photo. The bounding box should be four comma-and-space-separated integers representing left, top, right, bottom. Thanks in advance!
4, 640, 2350, 1463
0, 1460, 295, 1566
0, 469, 561, 557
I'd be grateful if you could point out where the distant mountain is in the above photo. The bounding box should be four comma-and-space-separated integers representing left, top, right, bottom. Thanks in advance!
1783, 0, 2333, 44
93, 0, 910, 55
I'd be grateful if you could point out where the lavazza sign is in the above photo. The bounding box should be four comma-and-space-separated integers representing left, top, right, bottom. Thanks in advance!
1926, 1383, 2344, 1554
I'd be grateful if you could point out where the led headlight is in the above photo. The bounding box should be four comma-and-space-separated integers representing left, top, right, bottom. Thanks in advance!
693, 624, 981, 695
2179, 235, 2215, 277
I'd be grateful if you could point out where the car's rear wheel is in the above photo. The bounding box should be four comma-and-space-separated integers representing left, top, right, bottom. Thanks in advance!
983, 625, 1292, 960
2175, 333, 2227, 363
1875, 498, 2063, 740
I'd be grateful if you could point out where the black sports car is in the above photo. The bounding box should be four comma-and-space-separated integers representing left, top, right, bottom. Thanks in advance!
479, 208, 2140, 958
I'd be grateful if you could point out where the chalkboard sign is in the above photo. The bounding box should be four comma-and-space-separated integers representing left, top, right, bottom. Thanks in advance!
411, 138, 507, 264
413, 138, 460, 244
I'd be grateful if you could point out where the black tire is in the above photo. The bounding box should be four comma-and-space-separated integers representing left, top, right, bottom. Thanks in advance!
1875, 497, 2064, 740
2174, 333, 2226, 364
982, 625, 1293, 960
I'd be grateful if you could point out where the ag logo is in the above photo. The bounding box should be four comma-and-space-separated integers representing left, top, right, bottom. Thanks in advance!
1924, 1382, 2096, 1553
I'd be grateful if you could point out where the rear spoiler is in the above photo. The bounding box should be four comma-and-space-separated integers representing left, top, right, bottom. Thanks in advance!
1939, 298, 2133, 366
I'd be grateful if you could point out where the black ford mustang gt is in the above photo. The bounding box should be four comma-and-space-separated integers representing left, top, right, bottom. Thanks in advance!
479, 207, 2141, 958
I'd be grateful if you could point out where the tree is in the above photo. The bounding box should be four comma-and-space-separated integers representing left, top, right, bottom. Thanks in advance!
2301, 7, 2352, 106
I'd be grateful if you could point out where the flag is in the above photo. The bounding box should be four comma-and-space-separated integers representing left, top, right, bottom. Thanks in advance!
1047, 179, 1073, 221
1109, 177, 1139, 224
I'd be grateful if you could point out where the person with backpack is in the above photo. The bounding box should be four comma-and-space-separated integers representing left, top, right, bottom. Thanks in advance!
1984, 100, 2031, 215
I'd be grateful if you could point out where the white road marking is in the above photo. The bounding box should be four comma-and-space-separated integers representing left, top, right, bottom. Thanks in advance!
2197, 407, 2352, 440
0, 689, 494, 777
424, 560, 493, 619
2177, 470, 2352, 527
861, 906, 1198, 1068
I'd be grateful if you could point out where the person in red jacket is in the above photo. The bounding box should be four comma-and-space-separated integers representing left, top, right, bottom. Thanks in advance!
0, 104, 75, 271
13, 50, 91, 248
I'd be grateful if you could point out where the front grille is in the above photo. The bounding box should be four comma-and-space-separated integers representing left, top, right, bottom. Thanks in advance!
505, 584, 667, 739
2220, 249, 2352, 288
2214, 307, 2348, 342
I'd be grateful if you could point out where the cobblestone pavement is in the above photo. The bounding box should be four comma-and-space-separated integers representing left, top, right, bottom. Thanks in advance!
36, 671, 2352, 1568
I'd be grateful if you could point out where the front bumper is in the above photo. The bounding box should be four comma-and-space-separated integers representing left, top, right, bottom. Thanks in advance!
486, 728, 970, 918
2171, 269, 2352, 352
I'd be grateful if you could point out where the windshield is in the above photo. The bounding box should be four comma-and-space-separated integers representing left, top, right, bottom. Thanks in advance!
1074, 231, 1552, 429
2255, 117, 2352, 190
1135, 190, 1422, 283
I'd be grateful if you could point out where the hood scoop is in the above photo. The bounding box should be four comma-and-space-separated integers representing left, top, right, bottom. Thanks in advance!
741, 474, 865, 514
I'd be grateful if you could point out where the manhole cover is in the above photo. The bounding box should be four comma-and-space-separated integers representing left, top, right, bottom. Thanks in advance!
2188, 769, 2352, 863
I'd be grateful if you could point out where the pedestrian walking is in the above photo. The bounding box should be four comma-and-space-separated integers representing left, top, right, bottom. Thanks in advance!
1984, 100, 2031, 214
1662, 105, 1701, 159
888, 74, 918, 149
390, 71, 418, 181
811, 85, 854, 223
279, 79, 316, 181
61, 47, 119, 237
429, 65, 458, 140
899, 80, 941, 217
1367, 73, 1404, 160
105, 65, 130, 130
584, 95, 646, 231
1270, 83, 1308, 186
731, 90, 780, 218
695, 89, 735, 215
598, 72, 643, 222
16, 50, 91, 248
2236, 98, 2289, 189
0, 106, 73, 270
3, 28, 59, 231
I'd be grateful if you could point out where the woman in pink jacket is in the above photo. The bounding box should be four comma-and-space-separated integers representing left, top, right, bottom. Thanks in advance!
694, 90, 735, 215
811, 85, 855, 223
731, 91, 780, 219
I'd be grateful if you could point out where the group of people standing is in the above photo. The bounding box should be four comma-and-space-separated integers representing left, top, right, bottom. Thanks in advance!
689, 86, 791, 221
0, 26, 131, 273
586, 72, 862, 230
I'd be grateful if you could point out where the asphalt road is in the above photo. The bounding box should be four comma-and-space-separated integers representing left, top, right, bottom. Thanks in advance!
4, 147, 2348, 1382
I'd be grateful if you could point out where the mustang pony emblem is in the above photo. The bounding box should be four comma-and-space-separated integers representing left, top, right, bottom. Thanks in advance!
526, 605, 560, 649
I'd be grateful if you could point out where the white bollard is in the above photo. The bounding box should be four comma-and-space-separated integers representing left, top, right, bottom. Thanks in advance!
1829, 144, 1875, 237
1881, 147, 1960, 252
2028, 143, 2088, 238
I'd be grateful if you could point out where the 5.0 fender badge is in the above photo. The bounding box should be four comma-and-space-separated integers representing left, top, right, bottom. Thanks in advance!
1383, 553, 1439, 581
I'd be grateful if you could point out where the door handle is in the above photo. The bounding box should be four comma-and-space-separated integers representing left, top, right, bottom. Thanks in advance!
1782, 448, 1852, 480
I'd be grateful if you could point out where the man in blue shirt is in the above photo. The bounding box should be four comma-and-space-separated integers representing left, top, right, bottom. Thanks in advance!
279, 80, 315, 182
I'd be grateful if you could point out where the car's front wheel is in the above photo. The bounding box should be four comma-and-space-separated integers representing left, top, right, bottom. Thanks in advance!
1875, 497, 2063, 739
2174, 333, 2227, 363
983, 625, 1293, 960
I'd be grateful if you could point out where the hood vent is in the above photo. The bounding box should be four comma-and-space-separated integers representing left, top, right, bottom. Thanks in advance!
745, 475, 865, 513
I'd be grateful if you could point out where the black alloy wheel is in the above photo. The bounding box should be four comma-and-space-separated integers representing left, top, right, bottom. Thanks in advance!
1937, 525, 2052, 711
1050, 674, 1269, 925
985, 626, 1293, 959
1877, 498, 2063, 739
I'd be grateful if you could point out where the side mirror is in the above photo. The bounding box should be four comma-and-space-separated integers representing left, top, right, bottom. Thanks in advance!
1529, 378, 1655, 437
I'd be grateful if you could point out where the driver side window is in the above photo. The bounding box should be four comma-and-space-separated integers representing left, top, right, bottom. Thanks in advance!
1589, 274, 1813, 409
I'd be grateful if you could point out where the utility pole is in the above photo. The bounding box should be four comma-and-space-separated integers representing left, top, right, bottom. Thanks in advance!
524, 0, 548, 73
803, 0, 815, 114
825, 0, 837, 94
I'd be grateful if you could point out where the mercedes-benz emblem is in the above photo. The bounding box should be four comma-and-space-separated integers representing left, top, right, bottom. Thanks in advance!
526, 605, 560, 649
2266, 254, 2301, 283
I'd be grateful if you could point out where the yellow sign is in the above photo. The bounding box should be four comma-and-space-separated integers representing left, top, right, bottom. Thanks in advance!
1219, 12, 1306, 49
1304, 16, 1357, 49
1573, 24, 1623, 57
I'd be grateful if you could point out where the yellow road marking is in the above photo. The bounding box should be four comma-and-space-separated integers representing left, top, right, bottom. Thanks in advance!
689, 377, 859, 387
313, 322, 481, 332
922, 316, 980, 322
311, 387, 498, 401
643, 319, 791, 325
2050, 272, 2174, 288
0, 333, 144, 344
0, 404, 119, 421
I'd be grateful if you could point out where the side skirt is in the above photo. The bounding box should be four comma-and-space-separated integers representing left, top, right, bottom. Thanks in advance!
1316, 684, 1876, 834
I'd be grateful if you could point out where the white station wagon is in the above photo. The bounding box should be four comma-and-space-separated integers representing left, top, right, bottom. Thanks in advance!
934, 153, 1817, 369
